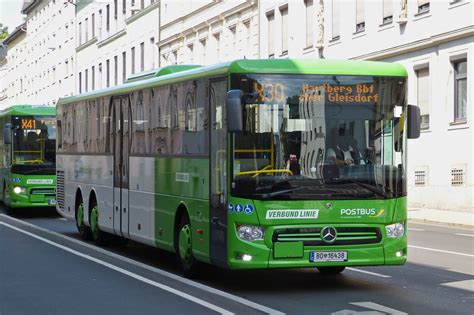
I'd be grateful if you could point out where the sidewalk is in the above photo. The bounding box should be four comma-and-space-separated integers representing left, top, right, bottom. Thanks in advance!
408, 208, 474, 227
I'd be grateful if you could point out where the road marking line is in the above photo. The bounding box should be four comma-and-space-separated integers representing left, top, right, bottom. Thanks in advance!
408, 228, 424, 231
0, 222, 232, 315
409, 245, 474, 258
456, 233, 474, 238
441, 280, 474, 292
0, 214, 285, 315
350, 302, 407, 315
346, 268, 391, 278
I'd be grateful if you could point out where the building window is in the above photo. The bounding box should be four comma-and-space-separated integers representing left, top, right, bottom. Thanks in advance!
78, 22, 82, 45
414, 170, 426, 186
451, 167, 466, 186
106, 59, 110, 87
280, 6, 288, 55
453, 59, 467, 122
332, 0, 340, 40
98, 9, 102, 38
98, 63, 102, 89
123, 0, 126, 14
188, 44, 194, 63
382, 0, 393, 24
79, 72, 82, 93
418, 0, 430, 14
267, 11, 275, 58
416, 67, 430, 129
229, 26, 236, 56
85, 18, 89, 42
150, 37, 156, 68
114, 55, 118, 85
140, 42, 145, 72
122, 51, 127, 82
305, 0, 314, 48
85, 69, 88, 92
200, 38, 206, 64
114, 0, 118, 19
106, 4, 110, 31
92, 66, 95, 90
355, 0, 365, 33
92, 13, 95, 38
131, 47, 135, 74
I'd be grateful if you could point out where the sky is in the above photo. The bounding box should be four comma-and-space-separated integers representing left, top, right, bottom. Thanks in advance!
0, 0, 25, 33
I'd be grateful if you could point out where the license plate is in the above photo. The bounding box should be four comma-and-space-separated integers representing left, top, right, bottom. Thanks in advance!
310, 251, 348, 262
48, 199, 56, 205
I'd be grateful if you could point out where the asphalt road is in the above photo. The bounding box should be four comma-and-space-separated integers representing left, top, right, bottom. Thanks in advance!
0, 207, 472, 315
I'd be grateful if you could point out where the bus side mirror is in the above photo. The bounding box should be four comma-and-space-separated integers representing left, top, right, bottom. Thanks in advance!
226, 90, 244, 132
407, 105, 420, 139
3, 123, 12, 145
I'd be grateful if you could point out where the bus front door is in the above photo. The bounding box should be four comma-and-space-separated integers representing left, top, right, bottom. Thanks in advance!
112, 96, 131, 238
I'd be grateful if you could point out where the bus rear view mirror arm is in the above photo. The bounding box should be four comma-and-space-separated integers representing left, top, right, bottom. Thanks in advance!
3, 123, 12, 145
407, 104, 420, 139
227, 90, 244, 132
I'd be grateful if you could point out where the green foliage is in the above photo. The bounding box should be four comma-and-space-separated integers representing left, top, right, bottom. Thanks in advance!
0, 23, 8, 41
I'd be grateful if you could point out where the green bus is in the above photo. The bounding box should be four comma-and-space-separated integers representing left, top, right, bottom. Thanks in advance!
56, 59, 420, 276
0, 105, 57, 212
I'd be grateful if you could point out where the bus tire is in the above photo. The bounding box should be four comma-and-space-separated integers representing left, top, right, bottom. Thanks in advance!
90, 201, 108, 246
317, 266, 345, 275
175, 214, 200, 278
76, 201, 92, 240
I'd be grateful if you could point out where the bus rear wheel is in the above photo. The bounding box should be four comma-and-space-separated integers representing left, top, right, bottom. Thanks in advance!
76, 202, 92, 240
176, 214, 200, 277
317, 266, 346, 275
90, 203, 108, 246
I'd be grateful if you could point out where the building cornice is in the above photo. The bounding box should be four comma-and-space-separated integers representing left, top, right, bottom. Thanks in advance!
159, 0, 256, 47
125, 1, 160, 25
76, 37, 98, 53
2, 23, 27, 45
352, 25, 474, 61
21, 0, 40, 14
97, 29, 126, 48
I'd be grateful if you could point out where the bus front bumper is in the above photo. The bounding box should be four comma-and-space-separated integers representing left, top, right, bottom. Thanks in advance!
227, 230, 407, 270
9, 190, 56, 208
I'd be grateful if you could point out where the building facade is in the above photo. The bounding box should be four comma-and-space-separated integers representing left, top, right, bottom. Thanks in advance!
75, 0, 159, 93
0, 24, 28, 109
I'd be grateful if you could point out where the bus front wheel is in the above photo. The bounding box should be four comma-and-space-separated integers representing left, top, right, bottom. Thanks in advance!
176, 214, 200, 277
317, 266, 346, 275
76, 202, 92, 240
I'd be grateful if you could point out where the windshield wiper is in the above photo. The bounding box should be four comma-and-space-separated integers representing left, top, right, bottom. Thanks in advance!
328, 179, 389, 198
257, 186, 305, 199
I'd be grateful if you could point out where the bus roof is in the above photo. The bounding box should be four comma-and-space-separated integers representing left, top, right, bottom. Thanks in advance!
0, 105, 56, 117
57, 59, 407, 106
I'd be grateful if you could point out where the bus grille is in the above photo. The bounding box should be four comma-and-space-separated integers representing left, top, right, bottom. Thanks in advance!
56, 170, 65, 210
272, 227, 382, 246
30, 188, 55, 196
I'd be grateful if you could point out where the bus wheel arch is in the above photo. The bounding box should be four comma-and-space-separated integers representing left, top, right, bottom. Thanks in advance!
174, 204, 200, 277
75, 188, 92, 240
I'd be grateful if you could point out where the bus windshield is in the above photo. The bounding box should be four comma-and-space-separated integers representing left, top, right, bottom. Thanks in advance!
11, 115, 56, 172
231, 74, 407, 200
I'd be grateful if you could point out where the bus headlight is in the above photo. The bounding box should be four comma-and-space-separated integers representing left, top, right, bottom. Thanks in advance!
237, 225, 265, 242
13, 186, 27, 194
386, 223, 405, 238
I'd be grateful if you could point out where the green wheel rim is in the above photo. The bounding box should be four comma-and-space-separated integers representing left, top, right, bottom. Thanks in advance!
178, 224, 192, 265
77, 203, 85, 228
90, 205, 99, 238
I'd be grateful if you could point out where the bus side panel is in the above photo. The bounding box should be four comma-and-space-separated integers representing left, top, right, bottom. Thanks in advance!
154, 157, 210, 261
128, 156, 156, 246
58, 154, 114, 233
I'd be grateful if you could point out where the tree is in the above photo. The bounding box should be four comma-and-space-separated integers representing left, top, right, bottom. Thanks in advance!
0, 23, 8, 42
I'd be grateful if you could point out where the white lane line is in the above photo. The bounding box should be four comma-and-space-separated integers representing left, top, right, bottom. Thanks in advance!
0, 214, 285, 315
441, 280, 474, 292
409, 221, 474, 231
456, 233, 474, 238
346, 267, 391, 278
350, 302, 407, 315
408, 228, 425, 231
0, 222, 232, 315
409, 245, 474, 258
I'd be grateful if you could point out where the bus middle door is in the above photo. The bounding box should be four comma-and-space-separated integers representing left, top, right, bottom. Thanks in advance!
112, 96, 131, 238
